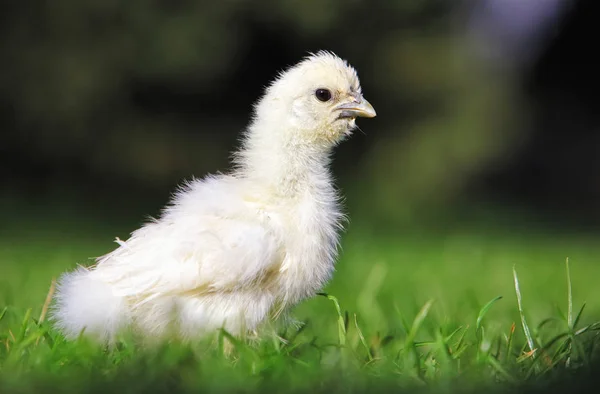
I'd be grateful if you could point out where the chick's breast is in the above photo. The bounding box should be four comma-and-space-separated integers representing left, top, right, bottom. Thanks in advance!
261, 198, 340, 317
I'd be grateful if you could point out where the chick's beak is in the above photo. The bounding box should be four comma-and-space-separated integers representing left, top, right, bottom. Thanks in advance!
335, 96, 377, 119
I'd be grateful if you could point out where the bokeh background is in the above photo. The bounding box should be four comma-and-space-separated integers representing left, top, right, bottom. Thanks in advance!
2, 0, 600, 332
2, 0, 598, 229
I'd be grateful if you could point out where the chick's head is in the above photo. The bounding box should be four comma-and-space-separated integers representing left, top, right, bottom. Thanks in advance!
265, 51, 376, 146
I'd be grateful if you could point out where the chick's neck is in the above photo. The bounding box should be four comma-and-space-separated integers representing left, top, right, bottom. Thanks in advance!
234, 127, 335, 198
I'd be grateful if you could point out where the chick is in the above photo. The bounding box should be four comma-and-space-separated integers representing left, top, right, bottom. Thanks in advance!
51, 51, 376, 343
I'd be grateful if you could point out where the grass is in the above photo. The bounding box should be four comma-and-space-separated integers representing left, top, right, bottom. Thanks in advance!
2, 203, 600, 393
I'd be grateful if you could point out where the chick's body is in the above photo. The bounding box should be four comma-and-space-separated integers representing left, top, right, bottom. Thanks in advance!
52, 51, 376, 342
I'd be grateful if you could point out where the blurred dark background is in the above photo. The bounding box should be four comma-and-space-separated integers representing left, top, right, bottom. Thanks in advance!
1, 0, 598, 230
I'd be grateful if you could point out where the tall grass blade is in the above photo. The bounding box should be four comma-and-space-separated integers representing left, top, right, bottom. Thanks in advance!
513, 267, 535, 356
566, 258, 573, 328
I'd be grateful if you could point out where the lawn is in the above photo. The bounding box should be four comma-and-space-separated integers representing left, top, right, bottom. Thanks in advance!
1, 199, 600, 393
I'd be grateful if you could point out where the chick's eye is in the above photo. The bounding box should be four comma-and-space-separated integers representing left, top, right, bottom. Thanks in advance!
315, 88, 332, 102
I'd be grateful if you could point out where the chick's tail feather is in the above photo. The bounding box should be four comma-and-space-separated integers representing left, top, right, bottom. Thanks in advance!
51, 267, 130, 342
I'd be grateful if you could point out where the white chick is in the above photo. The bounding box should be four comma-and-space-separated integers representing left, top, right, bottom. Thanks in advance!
51, 51, 376, 343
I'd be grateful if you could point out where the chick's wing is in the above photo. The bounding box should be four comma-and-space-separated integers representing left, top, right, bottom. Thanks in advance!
91, 210, 282, 305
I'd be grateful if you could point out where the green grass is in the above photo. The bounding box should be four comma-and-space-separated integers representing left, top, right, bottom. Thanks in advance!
2, 206, 600, 393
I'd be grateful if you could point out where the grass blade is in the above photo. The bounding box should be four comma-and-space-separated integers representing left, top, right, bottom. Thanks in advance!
574, 321, 600, 336
566, 258, 573, 328
17, 308, 32, 342
354, 313, 373, 362
401, 300, 434, 378
537, 317, 559, 331
444, 326, 464, 343
320, 293, 347, 346
394, 302, 411, 334
434, 329, 452, 368
505, 322, 516, 360
38, 278, 56, 324
406, 300, 434, 346
476, 296, 503, 333
524, 332, 569, 378
572, 303, 586, 332
455, 325, 469, 350
513, 266, 536, 356
452, 343, 470, 359
42, 329, 55, 349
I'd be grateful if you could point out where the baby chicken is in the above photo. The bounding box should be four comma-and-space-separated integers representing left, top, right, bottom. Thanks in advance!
52, 51, 376, 343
